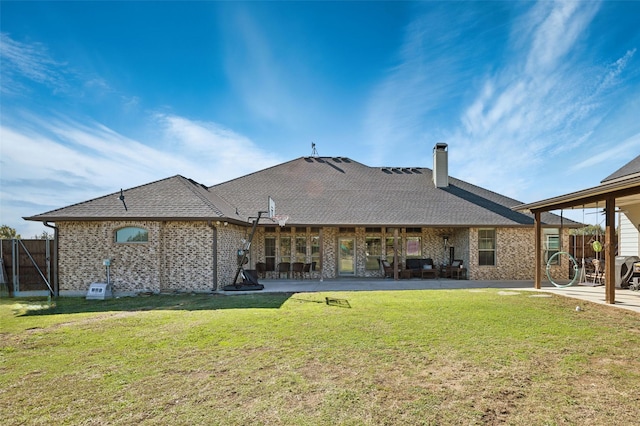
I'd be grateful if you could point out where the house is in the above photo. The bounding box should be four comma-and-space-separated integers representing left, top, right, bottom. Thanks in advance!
603, 154, 640, 257
25, 144, 575, 296
513, 153, 640, 303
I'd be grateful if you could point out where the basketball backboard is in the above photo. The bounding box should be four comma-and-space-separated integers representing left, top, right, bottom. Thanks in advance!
268, 196, 276, 219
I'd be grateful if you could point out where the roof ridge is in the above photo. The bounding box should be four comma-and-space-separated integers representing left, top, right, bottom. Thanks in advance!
176, 176, 225, 217
208, 157, 299, 189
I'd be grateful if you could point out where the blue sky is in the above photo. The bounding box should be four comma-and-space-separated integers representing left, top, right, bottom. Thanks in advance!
1, 1, 639, 237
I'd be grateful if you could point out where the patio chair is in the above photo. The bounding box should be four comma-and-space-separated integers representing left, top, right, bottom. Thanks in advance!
277, 262, 291, 279
591, 259, 604, 285
292, 262, 304, 279
443, 259, 464, 278
256, 262, 267, 279
303, 263, 312, 279
380, 259, 393, 278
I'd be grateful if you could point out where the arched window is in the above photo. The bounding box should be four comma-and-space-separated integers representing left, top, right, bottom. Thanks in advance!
115, 227, 148, 243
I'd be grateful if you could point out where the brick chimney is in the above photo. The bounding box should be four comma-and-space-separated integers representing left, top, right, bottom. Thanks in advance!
433, 143, 449, 188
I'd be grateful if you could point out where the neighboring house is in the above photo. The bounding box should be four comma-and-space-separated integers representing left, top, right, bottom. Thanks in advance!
601, 154, 640, 256
25, 144, 574, 296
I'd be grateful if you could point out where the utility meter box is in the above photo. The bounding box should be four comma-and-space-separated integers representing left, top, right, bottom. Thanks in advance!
86, 282, 113, 300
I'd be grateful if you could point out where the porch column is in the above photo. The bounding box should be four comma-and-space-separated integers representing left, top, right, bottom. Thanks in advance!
393, 228, 399, 280
534, 211, 542, 289
605, 196, 616, 304
319, 228, 324, 281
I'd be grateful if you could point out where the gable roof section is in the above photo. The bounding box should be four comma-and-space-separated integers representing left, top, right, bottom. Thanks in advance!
601, 154, 640, 183
210, 157, 568, 227
24, 175, 244, 222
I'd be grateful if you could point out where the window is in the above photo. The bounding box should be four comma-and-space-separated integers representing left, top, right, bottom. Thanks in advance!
385, 236, 401, 261
406, 237, 421, 258
478, 229, 496, 266
544, 229, 560, 265
311, 235, 320, 269
295, 236, 306, 262
115, 227, 148, 243
280, 237, 291, 263
265, 237, 276, 272
365, 237, 382, 270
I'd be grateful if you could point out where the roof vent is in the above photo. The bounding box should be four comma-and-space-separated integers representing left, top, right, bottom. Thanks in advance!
433, 143, 449, 188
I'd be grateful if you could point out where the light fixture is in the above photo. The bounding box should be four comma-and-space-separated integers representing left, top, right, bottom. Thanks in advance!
223, 221, 228, 227
216, 221, 221, 226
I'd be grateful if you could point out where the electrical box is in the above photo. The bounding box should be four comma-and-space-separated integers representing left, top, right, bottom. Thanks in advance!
103, 259, 111, 266
86, 282, 113, 300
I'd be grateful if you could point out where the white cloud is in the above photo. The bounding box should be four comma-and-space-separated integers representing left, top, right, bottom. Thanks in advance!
363, 0, 638, 204
0, 112, 283, 237
0, 32, 73, 96
524, 1, 599, 74
221, 9, 297, 126
569, 132, 640, 173
596, 48, 637, 95
154, 113, 283, 182
0, 31, 285, 236
363, 10, 471, 165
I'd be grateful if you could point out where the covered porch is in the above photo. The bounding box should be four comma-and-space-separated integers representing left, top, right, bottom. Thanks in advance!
513, 175, 640, 304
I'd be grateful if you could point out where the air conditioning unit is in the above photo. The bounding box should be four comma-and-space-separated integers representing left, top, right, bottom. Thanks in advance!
86, 282, 113, 300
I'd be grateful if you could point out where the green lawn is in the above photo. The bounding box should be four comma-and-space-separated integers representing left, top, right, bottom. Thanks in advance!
1, 289, 640, 425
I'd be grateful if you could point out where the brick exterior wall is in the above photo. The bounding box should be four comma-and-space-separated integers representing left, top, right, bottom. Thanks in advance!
246, 226, 548, 280
58, 221, 162, 295
57, 220, 246, 295
468, 227, 571, 281
56, 221, 560, 295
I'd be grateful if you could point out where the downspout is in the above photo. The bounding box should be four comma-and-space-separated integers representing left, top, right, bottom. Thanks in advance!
533, 212, 542, 289
44, 222, 59, 297
207, 221, 218, 291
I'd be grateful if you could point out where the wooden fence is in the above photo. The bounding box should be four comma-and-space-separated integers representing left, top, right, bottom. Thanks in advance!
0, 239, 55, 295
568, 235, 609, 261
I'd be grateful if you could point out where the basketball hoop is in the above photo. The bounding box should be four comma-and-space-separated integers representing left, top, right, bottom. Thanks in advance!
271, 215, 289, 227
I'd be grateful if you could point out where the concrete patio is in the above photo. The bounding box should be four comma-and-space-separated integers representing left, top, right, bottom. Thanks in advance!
222, 277, 640, 314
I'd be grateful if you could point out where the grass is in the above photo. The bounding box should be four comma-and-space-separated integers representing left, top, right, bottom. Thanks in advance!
1, 289, 640, 425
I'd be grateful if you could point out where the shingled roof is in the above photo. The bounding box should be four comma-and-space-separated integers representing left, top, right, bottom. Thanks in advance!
24, 175, 244, 223
211, 157, 568, 227
25, 157, 571, 227
601, 153, 640, 184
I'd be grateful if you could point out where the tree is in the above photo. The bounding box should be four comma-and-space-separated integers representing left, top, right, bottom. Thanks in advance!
33, 230, 54, 240
570, 225, 605, 236
0, 225, 21, 239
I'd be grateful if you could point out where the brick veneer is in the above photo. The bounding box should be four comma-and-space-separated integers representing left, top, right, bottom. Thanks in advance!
57, 221, 552, 295
57, 220, 244, 295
